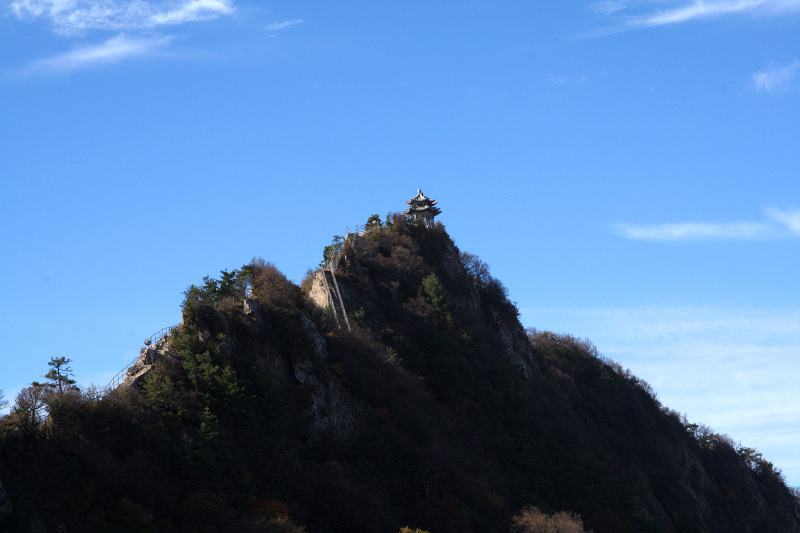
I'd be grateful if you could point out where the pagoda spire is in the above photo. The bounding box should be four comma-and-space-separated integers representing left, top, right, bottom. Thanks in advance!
403, 189, 441, 228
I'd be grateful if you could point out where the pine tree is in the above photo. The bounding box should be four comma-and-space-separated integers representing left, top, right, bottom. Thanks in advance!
419, 272, 447, 314
43, 356, 77, 395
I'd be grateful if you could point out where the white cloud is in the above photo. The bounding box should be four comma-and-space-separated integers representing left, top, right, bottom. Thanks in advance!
264, 18, 303, 32
614, 221, 772, 240
766, 206, 800, 235
520, 304, 800, 485
7, 1, 235, 73
753, 60, 800, 94
148, 0, 232, 26
631, 0, 771, 27
590, 1, 629, 15
614, 206, 800, 241
21, 33, 173, 74
587, 0, 800, 34
8, 0, 234, 35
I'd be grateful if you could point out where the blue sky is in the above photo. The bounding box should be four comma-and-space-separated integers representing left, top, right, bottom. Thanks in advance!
1, 1, 798, 485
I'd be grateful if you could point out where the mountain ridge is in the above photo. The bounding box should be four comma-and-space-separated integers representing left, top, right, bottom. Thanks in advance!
1, 215, 798, 532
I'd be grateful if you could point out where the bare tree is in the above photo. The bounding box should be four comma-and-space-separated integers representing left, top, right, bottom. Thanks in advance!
11, 385, 50, 438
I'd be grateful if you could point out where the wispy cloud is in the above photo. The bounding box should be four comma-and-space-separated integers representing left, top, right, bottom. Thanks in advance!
630, 0, 774, 27
20, 33, 173, 75
753, 60, 800, 94
590, 1, 628, 15
7, 1, 235, 73
587, 0, 800, 35
614, 206, 800, 241
766, 206, 800, 234
8, 0, 234, 36
614, 221, 773, 240
520, 304, 800, 485
540, 74, 570, 86
149, 0, 233, 26
264, 18, 303, 32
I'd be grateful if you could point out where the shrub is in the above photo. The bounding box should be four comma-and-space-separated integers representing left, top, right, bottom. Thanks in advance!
182, 269, 243, 308
459, 252, 491, 288
248, 258, 302, 313
419, 273, 448, 315
460, 251, 519, 320
9, 385, 50, 438
107, 498, 154, 533
300, 268, 316, 295
511, 506, 591, 533
322, 235, 345, 267
141, 366, 185, 419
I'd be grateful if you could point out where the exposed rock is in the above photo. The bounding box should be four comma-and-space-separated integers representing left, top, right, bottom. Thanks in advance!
308, 234, 542, 381
243, 298, 260, 318
636, 478, 675, 529
489, 308, 541, 380
439, 237, 541, 379
439, 242, 482, 326
0, 475, 11, 523
302, 313, 326, 359
307, 379, 357, 441
308, 271, 330, 311
242, 298, 263, 333
183, 305, 231, 348
293, 358, 316, 387
307, 269, 355, 332
298, 313, 357, 440
253, 345, 290, 381
290, 314, 322, 387
122, 334, 175, 388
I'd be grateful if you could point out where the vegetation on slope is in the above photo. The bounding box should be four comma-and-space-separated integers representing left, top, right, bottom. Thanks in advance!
1, 216, 798, 532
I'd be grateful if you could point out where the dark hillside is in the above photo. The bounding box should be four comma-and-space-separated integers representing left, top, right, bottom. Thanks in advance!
1, 216, 798, 532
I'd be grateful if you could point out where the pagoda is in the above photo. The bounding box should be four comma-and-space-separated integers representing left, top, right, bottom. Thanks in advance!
403, 190, 441, 228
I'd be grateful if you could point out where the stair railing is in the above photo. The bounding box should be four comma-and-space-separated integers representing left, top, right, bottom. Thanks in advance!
107, 324, 180, 390
323, 239, 351, 331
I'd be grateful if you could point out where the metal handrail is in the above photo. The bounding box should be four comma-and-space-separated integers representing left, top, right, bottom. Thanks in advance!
107, 354, 142, 390
144, 324, 179, 347
107, 324, 180, 390
323, 237, 351, 331
330, 246, 344, 272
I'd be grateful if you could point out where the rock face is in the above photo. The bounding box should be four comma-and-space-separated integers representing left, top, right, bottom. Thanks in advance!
275, 312, 358, 440
307, 271, 331, 312
177, 297, 358, 441
122, 334, 175, 388
489, 307, 541, 380
299, 314, 357, 440
0, 475, 11, 524
307, 230, 542, 380
242, 298, 261, 326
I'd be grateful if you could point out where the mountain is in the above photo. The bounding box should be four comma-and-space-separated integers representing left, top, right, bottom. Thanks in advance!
1, 215, 798, 532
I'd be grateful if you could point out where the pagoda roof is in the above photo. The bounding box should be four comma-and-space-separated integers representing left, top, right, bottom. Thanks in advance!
403, 204, 442, 216
406, 189, 438, 206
